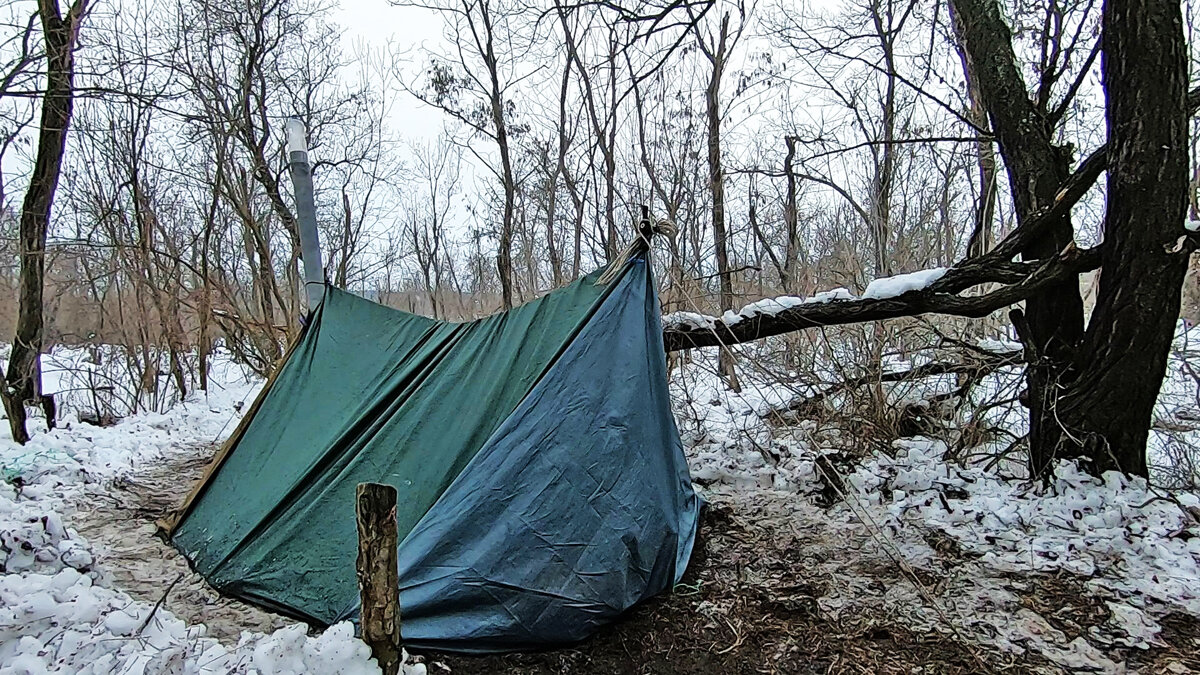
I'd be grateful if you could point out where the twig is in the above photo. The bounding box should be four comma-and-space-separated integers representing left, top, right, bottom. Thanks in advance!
814, 459, 994, 672
136, 573, 184, 636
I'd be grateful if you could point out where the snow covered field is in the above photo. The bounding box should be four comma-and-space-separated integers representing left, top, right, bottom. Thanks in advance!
1, 335, 1198, 673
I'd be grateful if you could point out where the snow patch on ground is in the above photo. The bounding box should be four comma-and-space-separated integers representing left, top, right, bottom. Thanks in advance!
0, 348, 426, 675
855, 438, 1200, 615
675, 339, 1200, 671
0, 568, 398, 675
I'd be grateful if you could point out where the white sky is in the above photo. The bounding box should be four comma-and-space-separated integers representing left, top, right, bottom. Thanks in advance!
332, 0, 448, 141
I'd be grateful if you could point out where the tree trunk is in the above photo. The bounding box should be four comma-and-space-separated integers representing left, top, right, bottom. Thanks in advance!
949, 0, 1086, 477
1, 0, 87, 444
701, 13, 739, 392
950, 0, 998, 260
869, 6, 897, 278
1051, 0, 1189, 477
544, 160, 563, 288
782, 136, 803, 294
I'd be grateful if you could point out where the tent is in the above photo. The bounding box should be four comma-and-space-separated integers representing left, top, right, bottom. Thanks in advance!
163, 253, 701, 653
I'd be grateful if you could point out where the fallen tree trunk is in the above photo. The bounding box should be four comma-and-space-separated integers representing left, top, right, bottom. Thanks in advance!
661, 86, 1200, 354
663, 245, 1100, 352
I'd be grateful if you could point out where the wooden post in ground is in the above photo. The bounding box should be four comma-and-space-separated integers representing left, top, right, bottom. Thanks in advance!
356, 482, 402, 675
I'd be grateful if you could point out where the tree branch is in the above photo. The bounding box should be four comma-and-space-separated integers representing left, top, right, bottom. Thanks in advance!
663, 245, 1100, 352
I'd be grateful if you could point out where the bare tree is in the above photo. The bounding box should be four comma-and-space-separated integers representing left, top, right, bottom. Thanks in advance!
950, 0, 1093, 476
407, 137, 462, 319
693, 2, 749, 390
2, 0, 89, 443
404, 0, 529, 309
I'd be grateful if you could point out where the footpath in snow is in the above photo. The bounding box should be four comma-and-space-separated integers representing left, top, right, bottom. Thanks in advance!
0, 348, 425, 675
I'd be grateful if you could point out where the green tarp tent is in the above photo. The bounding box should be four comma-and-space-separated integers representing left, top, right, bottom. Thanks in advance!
165, 254, 701, 652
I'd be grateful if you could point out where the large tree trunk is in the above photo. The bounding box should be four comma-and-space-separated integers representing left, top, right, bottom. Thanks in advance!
2, 0, 87, 444
948, 0, 1086, 477
1051, 0, 1189, 477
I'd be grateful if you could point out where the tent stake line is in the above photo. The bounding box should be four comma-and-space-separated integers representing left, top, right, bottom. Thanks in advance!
356, 482, 403, 675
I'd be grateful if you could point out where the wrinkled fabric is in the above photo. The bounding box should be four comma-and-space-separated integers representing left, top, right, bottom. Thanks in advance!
171, 257, 699, 652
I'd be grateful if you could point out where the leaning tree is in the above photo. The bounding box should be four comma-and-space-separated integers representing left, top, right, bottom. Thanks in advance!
1, 0, 89, 444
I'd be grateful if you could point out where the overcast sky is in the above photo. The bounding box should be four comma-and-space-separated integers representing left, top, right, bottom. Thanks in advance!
332, 0, 448, 140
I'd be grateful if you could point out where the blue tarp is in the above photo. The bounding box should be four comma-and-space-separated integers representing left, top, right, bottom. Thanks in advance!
374, 258, 700, 651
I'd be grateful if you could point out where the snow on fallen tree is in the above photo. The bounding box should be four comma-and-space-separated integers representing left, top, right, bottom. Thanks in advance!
660, 150, 1125, 352
662, 267, 953, 333
663, 244, 1098, 351
658, 86, 1197, 356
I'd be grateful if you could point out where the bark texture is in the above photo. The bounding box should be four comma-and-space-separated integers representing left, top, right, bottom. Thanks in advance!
1051, 0, 1190, 476
356, 483, 402, 675
949, 0, 1085, 476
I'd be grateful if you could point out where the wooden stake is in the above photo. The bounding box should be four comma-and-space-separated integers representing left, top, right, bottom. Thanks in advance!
356, 482, 402, 675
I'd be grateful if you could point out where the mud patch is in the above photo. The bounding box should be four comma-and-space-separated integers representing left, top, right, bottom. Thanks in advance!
1016, 574, 1113, 641
68, 446, 290, 641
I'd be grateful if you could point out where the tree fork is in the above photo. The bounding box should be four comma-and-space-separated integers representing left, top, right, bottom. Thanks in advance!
947, 0, 1086, 476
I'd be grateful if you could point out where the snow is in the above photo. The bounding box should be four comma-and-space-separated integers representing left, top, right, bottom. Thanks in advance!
0, 347, 426, 675
662, 287, 855, 330
674, 336, 1200, 671
858, 438, 1200, 613
976, 336, 1023, 354
0, 569, 406, 674
4, 328, 1199, 672
660, 267, 946, 331
1184, 218, 1200, 232
861, 267, 948, 300
661, 310, 720, 331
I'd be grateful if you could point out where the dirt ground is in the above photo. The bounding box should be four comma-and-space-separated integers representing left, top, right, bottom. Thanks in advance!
70, 451, 291, 641
431, 502, 1025, 675
67, 445, 1200, 675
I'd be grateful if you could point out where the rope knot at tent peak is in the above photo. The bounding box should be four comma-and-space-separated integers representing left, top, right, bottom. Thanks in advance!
595, 205, 676, 286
